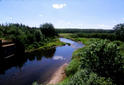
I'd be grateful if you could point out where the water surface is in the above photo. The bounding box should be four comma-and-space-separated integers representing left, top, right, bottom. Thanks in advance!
0, 38, 84, 85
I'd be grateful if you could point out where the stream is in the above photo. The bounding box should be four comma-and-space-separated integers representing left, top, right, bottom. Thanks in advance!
0, 38, 84, 85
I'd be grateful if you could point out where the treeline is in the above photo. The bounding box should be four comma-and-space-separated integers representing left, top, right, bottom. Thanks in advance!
59, 23, 124, 42
70, 33, 116, 41
56, 29, 114, 33
0, 23, 58, 50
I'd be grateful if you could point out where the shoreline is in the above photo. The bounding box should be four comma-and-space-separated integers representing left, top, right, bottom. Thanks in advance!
47, 63, 68, 85
25, 40, 66, 53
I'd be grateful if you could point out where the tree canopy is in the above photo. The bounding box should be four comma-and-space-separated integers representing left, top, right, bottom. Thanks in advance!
40, 23, 57, 37
114, 23, 124, 41
0, 23, 58, 50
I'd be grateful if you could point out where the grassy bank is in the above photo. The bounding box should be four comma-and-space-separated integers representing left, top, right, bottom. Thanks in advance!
59, 38, 96, 85
25, 38, 66, 53
60, 33, 124, 56
59, 33, 124, 85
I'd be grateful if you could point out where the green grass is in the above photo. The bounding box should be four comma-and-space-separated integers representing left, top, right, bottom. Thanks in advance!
60, 33, 124, 56
58, 75, 72, 85
59, 33, 73, 38
71, 38, 99, 45
65, 58, 80, 76
25, 38, 66, 53
59, 33, 100, 45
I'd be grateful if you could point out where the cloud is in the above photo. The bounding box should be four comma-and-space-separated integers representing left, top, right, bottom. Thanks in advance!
53, 56, 65, 60
96, 24, 113, 29
52, 4, 66, 9
82, 24, 113, 29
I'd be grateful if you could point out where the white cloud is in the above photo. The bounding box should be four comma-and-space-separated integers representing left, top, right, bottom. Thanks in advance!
52, 4, 66, 9
53, 56, 65, 60
97, 24, 113, 29
82, 24, 113, 29
84, 24, 113, 29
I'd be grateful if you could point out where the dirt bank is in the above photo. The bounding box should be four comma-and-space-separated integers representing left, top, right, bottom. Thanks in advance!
47, 63, 68, 85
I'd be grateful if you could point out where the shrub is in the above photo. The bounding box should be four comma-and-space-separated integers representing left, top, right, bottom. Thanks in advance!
80, 40, 124, 84
67, 69, 113, 85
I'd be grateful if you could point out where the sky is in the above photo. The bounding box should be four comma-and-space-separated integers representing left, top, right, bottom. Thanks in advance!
0, 0, 124, 29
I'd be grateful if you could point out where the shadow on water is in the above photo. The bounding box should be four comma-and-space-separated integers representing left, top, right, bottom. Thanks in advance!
0, 47, 56, 75
26, 47, 56, 60
0, 38, 84, 85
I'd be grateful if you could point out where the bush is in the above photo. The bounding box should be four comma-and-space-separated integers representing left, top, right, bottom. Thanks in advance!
67, 69, 113, 85
79, 40, 124, 84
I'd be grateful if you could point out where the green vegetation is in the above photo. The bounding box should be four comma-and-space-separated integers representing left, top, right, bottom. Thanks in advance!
65, 58, 80, 76
59, 23, 124, 42
1, 22, 124, 85
56, 29, 114, 33
67, 69, 113, 85
114, 23, 124, 41
80, 40, 123, 84
0, 23, 61, 52
40, 23, 58, 38
26, 38, 65, 53
60, 32, 124, 85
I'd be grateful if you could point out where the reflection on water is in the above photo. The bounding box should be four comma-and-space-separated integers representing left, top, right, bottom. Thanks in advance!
60, 38, 83, 49
0, 48, 56, 74
0, 38, 84, 85
53, 56, 65, 60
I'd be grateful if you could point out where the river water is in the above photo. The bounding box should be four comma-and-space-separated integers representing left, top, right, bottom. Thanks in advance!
0, 38, 84, 85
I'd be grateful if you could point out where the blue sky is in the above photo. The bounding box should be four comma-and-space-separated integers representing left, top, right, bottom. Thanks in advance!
0, 0, 124, 29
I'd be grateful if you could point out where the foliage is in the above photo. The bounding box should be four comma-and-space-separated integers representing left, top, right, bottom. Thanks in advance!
59, 33, 116, 41
40, 23, 57, 38
0, 23, 58, 51
67, 69, 113, 85
75, 33, 116, 41
26, 38, 65, 53
114, 23, 124, 41
56, 29, 114, 33
61, 38, 124, 85
79, 40, 124, 84
59, 76, 72, 85
65, 58, 80, 76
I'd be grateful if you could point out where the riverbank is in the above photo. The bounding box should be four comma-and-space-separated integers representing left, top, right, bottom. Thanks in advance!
58, 34, 124, 85
47, 63, 68, 85
25, 38, 66, 53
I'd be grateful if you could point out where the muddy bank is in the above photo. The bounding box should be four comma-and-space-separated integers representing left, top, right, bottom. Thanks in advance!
47, 63, 68, 85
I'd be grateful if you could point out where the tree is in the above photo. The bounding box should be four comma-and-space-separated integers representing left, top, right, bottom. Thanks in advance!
40, 23, 57, 37
113, 23, 124, 41
34, 30, 44, 42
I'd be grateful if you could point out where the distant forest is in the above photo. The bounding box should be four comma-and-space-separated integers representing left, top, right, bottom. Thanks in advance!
56, 29, 114, 33
57, 23, 124, 42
